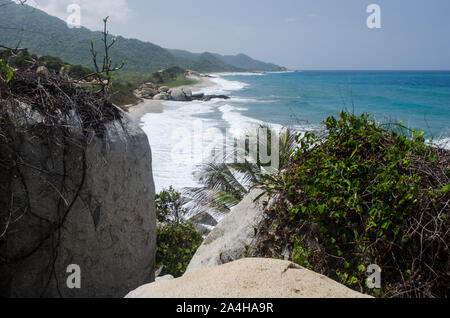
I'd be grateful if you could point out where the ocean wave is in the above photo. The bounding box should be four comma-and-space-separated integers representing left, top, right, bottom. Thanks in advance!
428, 137, 450, 150
230, 97, 277, 104
196, 77, 248, 95
219, 104, 284, 137
215, 72, 267, 76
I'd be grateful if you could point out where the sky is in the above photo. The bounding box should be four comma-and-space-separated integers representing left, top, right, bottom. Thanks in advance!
13, 0, 450, 70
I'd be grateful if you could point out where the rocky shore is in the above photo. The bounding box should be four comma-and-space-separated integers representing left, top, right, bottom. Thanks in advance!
127, 72, 220, 122
134, 72, 229, 103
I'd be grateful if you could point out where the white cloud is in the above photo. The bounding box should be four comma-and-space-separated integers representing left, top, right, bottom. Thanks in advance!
285, 17, 297, 23
15, 0, 133, 30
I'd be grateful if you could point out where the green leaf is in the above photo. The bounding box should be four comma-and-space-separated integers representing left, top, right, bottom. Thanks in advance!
6, 67, 15, 83
440, 185, 450, 194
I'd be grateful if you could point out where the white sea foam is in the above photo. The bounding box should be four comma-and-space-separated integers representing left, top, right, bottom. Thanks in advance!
214, 72, 267, 76
428, 137, 450, 150
140, 74, 323, 192
141, 76, 252, 192
195, 76, 248, 95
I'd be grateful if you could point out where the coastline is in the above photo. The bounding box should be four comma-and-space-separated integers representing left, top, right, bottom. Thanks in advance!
127, 74, 216, 123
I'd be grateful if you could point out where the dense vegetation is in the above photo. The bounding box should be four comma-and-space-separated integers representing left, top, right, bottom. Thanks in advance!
0, 2, 284, 74
254, 112, 449, 298
155, 187, 203, 277
150, 66, 197, 87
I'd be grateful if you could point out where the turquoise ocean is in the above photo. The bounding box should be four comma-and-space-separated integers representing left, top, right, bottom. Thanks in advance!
141, 71, 450, 191
221, 71, 450, 139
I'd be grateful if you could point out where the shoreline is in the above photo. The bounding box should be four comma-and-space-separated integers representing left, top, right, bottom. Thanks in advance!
127, 74, 216, 123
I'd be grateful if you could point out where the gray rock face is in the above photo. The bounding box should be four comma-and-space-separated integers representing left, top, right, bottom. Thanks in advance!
135, 82, 158, 99
158, 86, 169, 93
189, 212, 218, 236
141, 88, 157, 98
181, 88, 193, 98
0, 104, 157, 298
153, 93, 170, 100
189, 212, 218, 227
170, 88, 188, 101
186, 189, 269, 273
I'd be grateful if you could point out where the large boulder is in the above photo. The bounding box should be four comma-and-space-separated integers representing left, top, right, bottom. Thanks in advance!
153, 93, 171, 101
186, 189, 268, 273
141, 87, 157, 99
0, 102, 157, 298
158, 86, 169, 93
126, 258, 371, 298
181, 88, 193, 99
170, 88, 188, 101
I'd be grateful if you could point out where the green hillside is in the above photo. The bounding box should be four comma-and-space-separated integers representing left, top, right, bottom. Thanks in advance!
213, 53, 285, 72
0, 2, 284, 74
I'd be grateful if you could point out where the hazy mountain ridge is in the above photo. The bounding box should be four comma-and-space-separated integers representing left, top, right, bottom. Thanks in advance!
0, 2, 285, 73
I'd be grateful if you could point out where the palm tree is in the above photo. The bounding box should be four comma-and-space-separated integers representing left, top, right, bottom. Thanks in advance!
183, 124, 298, 216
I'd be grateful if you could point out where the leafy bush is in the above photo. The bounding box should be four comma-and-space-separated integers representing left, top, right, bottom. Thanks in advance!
156, 223, 203, 277
156, 186, 187, 224
155, 187, 203, 277
108, 82, 140, 108
255, 111, 449, 298
68, 64, 93, 79
150, 67, 189, 85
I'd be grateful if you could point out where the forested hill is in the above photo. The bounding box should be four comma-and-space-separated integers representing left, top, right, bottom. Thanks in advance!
0, 2, 286, 74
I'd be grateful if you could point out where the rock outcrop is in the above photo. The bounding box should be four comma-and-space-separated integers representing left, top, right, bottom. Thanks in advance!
0, 102, 157, 298
134, 80, 230, 102
153, 92, 171, 100
170, 88, 190, 101
126, 258, 371, 298
188, 212, 218, 236
135, 82, 159, 99
186, 189, 269, 273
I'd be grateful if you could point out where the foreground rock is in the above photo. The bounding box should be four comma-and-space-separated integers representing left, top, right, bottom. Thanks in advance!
126, 258, 371, 298
0, 103, 157, 297
186, 189, 269, 273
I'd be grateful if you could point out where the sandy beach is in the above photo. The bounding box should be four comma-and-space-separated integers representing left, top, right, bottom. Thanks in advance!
127, 75, 215, 123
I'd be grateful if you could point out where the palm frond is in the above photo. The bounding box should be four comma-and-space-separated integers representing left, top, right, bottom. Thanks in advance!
184, 125, 300, 216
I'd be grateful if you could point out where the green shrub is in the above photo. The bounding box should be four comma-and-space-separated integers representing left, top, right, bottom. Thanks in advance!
155, 187, 203, 277
166, 76, 198, 88
156, 223, 203, 277
68, 65, 93, 79
256, 111, 449, 298
156, 186, 187, 224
